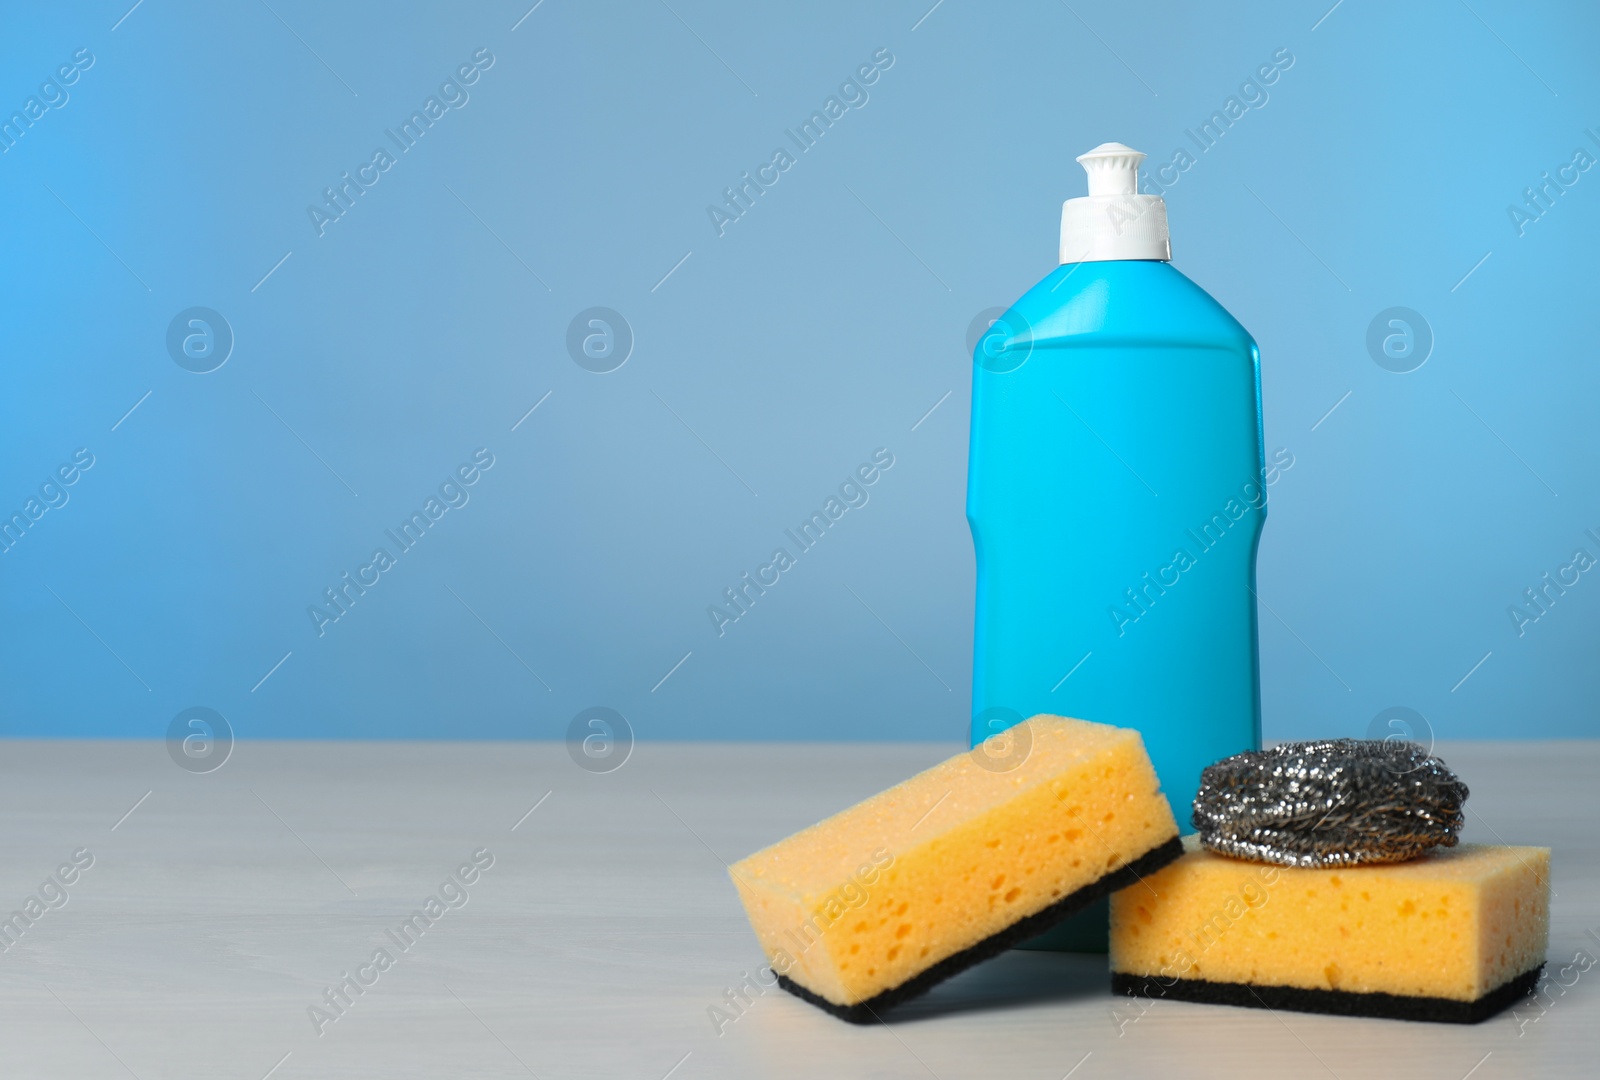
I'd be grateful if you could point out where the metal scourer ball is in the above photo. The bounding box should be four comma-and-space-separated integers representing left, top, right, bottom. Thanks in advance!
1192, 739, 1469, 868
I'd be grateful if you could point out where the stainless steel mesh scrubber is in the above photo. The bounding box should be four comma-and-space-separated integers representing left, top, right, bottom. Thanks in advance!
1192, 739, 1469, 868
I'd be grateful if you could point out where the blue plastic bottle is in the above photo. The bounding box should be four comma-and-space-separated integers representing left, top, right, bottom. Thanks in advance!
966, 144, 1265, 950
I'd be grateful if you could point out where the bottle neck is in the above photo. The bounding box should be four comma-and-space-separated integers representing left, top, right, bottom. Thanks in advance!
1059, 194, 1171, 263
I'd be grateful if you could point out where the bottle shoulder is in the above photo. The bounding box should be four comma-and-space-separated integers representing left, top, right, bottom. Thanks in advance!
1002, 260, 1254, 353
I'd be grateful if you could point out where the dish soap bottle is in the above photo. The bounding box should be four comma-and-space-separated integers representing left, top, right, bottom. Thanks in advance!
966, 143, 1265, 950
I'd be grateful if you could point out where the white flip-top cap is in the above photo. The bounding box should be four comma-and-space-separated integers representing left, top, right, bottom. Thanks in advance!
1059, 142, 1170, 263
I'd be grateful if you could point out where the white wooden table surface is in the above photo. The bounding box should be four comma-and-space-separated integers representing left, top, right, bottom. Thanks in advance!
0, 739, 1592, 1079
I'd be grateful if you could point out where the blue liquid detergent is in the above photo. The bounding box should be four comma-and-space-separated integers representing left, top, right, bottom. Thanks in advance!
966, 144, 1266, 951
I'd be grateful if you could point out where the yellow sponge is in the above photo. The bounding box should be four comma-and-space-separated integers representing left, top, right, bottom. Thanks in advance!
1110, 836, 1550, 1022
731, 715, 1181, 1021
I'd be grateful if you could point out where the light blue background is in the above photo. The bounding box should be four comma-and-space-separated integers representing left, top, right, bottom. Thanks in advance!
2, 0, 1595, 742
